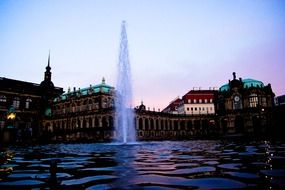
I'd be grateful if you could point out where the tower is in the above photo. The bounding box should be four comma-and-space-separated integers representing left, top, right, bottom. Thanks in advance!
40, 52, 63, 118
44, 52, 52, 82
40, 51, 54, 89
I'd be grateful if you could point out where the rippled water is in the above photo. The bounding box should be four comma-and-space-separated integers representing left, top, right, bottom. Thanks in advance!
1, 141, 285, 189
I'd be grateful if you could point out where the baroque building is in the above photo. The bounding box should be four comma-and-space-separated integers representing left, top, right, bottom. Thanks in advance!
0, 55, 63, 143
216, 72, 274, 135
136, 102, 218, 140
42, 78, 116, 141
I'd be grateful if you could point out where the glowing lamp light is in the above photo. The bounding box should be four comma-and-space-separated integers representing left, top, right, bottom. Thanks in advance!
7, 113, 16, 120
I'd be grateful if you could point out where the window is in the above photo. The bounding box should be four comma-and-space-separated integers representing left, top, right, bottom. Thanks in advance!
202, 107, 205, 111
210, 99, 213, 103
249, 94, 258, 108
195, 107, 197, 111
188, 99, 191, 103
71, 104, 76, 112
25, 98, 32, 109
199, 99, 202, 103
191, 107, 193, 111
186, 107, 189, 111
205, 99, 208, 103
194, 99, 197, 103
0, 96, 6, 102
13, 97, 20, 109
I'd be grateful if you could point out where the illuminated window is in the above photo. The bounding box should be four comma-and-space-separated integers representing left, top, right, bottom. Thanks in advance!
199, 99, 202, 103
194, 99, 197, 103
249, 94, 258, 108
205, 99, 208, 103
13, 97, 20, 109
188, 99, 191, 103
210, 99, 213, 103
25, 98, 32, 109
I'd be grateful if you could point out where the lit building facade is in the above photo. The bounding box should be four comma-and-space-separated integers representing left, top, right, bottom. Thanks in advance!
177, 90, 217, 115
216, 72, 275, 134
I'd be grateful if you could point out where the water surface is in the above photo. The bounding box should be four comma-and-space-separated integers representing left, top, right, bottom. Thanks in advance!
1, 140, 285, 189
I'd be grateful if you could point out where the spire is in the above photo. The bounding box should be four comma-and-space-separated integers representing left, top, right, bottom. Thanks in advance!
46, 50, 51, 71
44, 51, 52, 81
48, 50, 50, 67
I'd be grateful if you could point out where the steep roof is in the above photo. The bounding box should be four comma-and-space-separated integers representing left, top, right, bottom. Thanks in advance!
182, 90, 216, 101
162, 97, 182, 112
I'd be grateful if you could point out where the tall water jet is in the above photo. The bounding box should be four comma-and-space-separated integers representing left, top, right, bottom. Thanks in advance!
115, 21, 136, 143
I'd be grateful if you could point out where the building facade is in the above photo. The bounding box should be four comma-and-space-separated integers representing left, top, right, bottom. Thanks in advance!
215, 72, 275, 135
2, 63, 278, 142
42, 72, 277, 141
177, 90, 217, 115
42, 78, 116, 141
136, 102, 219, 140
0, 55, 63, 143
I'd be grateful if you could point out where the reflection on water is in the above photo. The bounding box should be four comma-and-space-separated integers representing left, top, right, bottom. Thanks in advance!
0, 141, 285, 189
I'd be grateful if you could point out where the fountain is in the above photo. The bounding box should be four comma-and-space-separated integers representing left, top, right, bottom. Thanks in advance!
114, 21, 136, 143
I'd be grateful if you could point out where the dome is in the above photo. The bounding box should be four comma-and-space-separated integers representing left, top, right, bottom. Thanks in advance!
219, 78, 264, 92
242, 78, 264, 88
40, 80, 54, 89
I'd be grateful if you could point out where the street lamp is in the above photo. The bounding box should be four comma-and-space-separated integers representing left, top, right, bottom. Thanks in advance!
7, 106, 16, 129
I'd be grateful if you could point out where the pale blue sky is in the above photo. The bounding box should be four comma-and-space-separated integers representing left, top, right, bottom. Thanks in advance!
1, 0, 285, 109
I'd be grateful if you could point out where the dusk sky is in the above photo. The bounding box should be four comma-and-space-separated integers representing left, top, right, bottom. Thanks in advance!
1, 0, 285, 110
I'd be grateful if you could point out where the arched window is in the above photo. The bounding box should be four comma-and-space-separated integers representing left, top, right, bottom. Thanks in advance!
25, 98, 32, 109
13, 97, 20, 109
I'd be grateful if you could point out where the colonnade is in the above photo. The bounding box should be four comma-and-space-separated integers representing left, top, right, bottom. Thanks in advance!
43, 111, 219, 141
